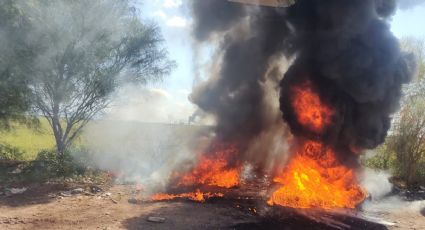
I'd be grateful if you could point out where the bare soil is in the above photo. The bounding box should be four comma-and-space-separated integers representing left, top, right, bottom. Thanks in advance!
0, 184, 424, 230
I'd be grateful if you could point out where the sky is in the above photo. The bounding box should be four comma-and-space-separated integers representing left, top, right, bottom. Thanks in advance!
107, 0, 425, 124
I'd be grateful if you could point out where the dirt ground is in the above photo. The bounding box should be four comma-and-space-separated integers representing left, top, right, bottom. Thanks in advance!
0, 184, 424, 230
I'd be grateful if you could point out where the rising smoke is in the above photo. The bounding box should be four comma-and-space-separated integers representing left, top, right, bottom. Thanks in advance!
190, 0, 415, 169
190, 0, 294, 172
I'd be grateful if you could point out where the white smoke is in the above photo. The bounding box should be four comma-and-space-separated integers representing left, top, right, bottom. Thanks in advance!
80, 85, 209, 193
107, 85, 195, 124
361, 168, 393, 200
361, 168, 425, 214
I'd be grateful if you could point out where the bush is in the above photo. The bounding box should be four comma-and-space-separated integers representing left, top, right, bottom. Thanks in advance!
362, 145, 396, 171
26, 148, 91, 180
0, 143, 25, 161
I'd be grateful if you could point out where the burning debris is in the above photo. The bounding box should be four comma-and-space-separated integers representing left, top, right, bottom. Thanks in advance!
150, 0, 414, 218
268, 141, 366, 209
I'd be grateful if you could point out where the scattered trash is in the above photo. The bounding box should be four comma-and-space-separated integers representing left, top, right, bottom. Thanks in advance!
90, 185, 103, 193
147, 216, 166, 223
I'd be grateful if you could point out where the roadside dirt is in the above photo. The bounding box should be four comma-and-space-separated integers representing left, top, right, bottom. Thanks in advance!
0, 184, 424, 230
0, 184, 255, 230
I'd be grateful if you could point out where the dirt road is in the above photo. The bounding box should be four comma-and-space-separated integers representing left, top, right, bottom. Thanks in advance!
0, 184, 424, 229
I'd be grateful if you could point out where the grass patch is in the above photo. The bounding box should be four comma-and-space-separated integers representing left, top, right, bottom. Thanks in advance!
0, 118, 55, 160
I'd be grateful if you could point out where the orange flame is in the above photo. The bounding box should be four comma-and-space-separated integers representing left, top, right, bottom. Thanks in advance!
268, 141, 366, 209
291, 82, 334, 134
151, 189, 224, 202
178, 144, 240, 188
269, 81, 365, 209
149, 144, 240, 202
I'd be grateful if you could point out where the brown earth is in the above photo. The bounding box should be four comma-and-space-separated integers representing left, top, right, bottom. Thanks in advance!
0, 184, 424, 230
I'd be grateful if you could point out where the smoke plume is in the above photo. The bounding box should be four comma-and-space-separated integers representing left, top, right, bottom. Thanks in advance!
190, 0, 414, 169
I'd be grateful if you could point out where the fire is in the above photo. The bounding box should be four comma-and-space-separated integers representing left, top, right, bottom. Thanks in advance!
149, 143, 240, 202
268, 141, 366, 209
151, 189, 224, 202
291, 82, 334, 134
178, 144, 240, 188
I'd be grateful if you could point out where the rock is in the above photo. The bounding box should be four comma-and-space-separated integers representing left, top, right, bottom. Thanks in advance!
71, 188, 84, 194
8, 188, 27, 195
128, 198, 137, 204
10, 168, 22, 174
147, 216, 166, 223
103, 192, 112, 197
59, 191, 72, 197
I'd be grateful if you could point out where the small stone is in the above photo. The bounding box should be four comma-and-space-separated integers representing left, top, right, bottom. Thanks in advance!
147, 216, 166, 223
9, 188, 27, 195
10, 168, 22, 174
128, 198, 137, 204
71, 188, 84, 194
59, 191, 72, 197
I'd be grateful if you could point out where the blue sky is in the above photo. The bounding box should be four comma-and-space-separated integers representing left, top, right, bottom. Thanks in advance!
110, 1, 425, 124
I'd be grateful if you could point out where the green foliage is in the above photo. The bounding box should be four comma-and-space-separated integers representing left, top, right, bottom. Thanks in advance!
26, 147, 91, 180
362, 146, 396, 171
0, 143, 25, 161
0, 0, 33, 127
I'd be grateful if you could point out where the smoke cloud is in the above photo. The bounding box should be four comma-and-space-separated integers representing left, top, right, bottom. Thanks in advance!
279, 0, 414, 160
189, 0, 295, 172
190, 0, 414, 170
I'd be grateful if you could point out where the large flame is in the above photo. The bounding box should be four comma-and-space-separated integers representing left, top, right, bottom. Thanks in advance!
269, 82, 366, 209
268, 141, 366, 209
291, 81, 334, 134
178, 144, 240, 188
150, 143, 240, 202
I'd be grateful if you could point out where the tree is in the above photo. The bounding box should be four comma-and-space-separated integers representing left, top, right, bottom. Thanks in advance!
387, 96, 425, 186
0, 0, 33, 129
385, 37, 425, 186
20, 0, 175, 156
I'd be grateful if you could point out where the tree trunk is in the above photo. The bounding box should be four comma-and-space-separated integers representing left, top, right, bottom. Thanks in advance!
51, 102, 66, 157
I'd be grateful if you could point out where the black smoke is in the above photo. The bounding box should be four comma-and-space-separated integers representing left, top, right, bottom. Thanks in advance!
190, 0, 293, 155
280, 0, 414, 157
190, 0, 414, 166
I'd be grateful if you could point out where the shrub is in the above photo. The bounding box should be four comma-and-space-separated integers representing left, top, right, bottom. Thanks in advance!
26, 148, 91, 180
0, 143, 25, 161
